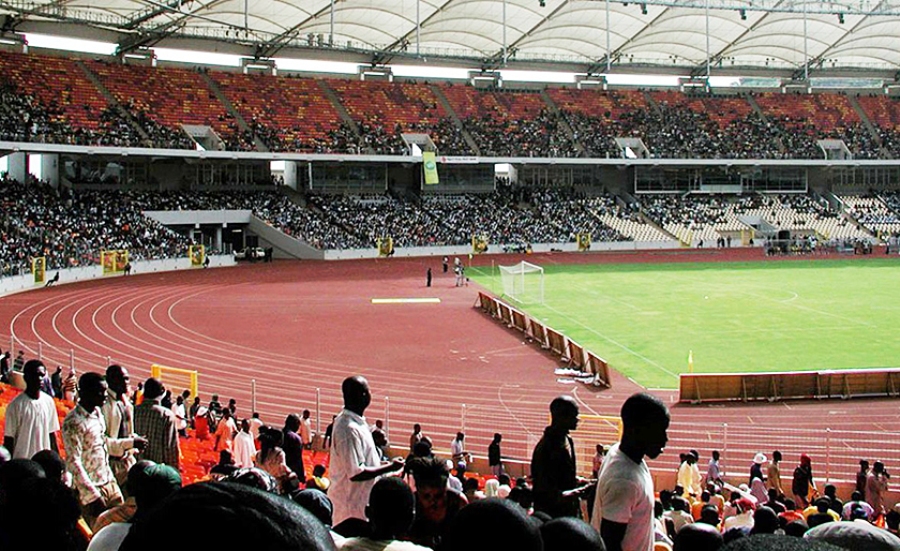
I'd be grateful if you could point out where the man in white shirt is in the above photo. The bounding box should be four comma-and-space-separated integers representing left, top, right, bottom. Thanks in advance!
233, 418, 255, 468
330, 375, 404, 526
593, 392, 670, 551
101, 364, 136, 487
450, 432, 470, 465
300, 409, 313, 449
3, 359, 60, 459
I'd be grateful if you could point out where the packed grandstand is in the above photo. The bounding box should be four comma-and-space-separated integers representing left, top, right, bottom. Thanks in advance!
4, 1, 900, 547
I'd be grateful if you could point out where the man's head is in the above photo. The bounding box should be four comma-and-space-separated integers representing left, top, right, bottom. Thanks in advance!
105, 364, 129, 397
442, 498, 542, 551
78, 372, 107, 411
773, 450, 782, 463
285, 413, 301, 432
119, 482, 336, 551
823, 484, 836, 498
127, 460, 182, 519
713, 450, 720, 461
302, 409, 310, 419
540, 517, 605, 551
815, 497, 831, 513
341, 376, 371, 414
240, 419, 250, 433
549, 395, 579, 433
411, 456, 450, 521
142, 377, 165, 401
860, 459, 870, 471
366, 476, 416, 539
22, 359, 46, 396
413, 423, 421, 433
873, 461, 885, 475
620, 392, 670, 459
752, 506, 779, 535
493, 433, 502, 443
456, 432, 465, 442
674, 522, 723, 551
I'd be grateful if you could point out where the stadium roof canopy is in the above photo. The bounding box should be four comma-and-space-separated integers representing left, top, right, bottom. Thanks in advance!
3, 0, 900, 79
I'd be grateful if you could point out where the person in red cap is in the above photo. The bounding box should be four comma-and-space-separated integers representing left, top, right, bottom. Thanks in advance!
791, 453, 817, 508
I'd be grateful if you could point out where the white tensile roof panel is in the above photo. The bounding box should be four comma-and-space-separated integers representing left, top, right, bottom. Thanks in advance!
4, 0, 900, 73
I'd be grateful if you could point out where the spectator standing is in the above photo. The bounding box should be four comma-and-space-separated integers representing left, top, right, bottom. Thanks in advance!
232, 418, 255, 469
856, 460, 870, 495
409, 423, 424, 452
102, 364, 137, 487
866, 460, 890, 518
12, 350, 24, 372
133, 378, 180, 469
300, 409, 313, 449
214, 408, 237, 452
3, 359, 60, 459
0, 350, 9, 383
767, 451, 783, 495
249, 411, 263, 441
488, 433, 503, 477
51, 366, 63, 398
256, 426, 294, 492
172, 394, 188, 438
450, 432, 470, 466
372, 419, 389, 460
283, 413, 306, 484
592, 444, 607, 478
750, 453, 766, 486
707, 450, 723, 488
330, 375, 404, 526
62, 372, 145, 528
592, 392, 671, 551
531, 395, 593, 518
792, 454, 816, 508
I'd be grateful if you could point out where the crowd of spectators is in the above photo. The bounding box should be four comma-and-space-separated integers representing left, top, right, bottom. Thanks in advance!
464, 109, 579, 158
5, 54, 900, 160
0, 177, 192, 277
3, 362, 900, 551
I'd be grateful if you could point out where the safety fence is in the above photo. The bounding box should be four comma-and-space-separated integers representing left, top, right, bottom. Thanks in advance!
680, 368, 900, 403
476, 291, 612, 389
7, 332, 899, 484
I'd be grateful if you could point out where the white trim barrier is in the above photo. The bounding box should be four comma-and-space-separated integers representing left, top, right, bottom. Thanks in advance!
0, 254, 236, 297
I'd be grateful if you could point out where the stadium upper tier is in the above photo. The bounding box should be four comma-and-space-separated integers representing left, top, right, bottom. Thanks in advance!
4, 52, 900, 159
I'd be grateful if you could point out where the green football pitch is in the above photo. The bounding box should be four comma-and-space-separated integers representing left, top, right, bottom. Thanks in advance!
469, 258, 900, 389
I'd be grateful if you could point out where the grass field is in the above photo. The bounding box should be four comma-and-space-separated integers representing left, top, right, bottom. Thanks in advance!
470, 258, 900, 389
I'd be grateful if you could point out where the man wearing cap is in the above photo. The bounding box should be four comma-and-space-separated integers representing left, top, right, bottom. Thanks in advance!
722, 498, 756, 532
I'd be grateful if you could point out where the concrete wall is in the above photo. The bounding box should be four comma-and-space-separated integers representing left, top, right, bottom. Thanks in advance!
0, 255, 236, 297
324, 240, 682, 260
248, 216, 324, 260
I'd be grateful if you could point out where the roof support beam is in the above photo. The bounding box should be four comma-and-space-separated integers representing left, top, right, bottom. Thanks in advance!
587, 5, 672, 75
372, 0, 457, 66
689, 1, 782, 78
480, 0, 571, 70
791, 0, 886, 80
116, 0, 231, 55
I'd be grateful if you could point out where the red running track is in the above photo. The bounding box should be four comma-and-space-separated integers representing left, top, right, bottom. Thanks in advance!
2, 251, 899, 485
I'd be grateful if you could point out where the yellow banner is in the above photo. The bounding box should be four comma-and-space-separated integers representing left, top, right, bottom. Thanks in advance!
32, 256, 45, 284
423, 151, 439, 185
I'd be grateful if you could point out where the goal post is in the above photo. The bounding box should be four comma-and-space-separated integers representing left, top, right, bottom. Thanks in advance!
150, 364, 199, 401
498, 261, 544, 305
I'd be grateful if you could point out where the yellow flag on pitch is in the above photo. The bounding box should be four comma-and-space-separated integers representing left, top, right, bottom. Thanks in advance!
688, 350, 694, 373
423, 151, 439, 185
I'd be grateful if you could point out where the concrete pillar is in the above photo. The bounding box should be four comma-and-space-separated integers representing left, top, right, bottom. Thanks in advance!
283, 160, 298, 190
215, 226, 223, 251
41, 154, 60, 188
6, 152, 27, 183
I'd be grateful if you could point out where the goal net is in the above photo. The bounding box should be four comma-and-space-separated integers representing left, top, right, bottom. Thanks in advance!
498, 261, 544, 304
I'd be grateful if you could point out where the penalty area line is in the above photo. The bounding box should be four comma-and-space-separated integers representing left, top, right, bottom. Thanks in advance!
371, 298, 441, 304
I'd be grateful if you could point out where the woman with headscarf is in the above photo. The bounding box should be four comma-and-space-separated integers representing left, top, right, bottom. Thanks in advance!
791, 453, 817, 508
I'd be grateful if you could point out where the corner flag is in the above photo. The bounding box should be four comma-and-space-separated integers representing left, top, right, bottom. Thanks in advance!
688, 350, 694, 373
